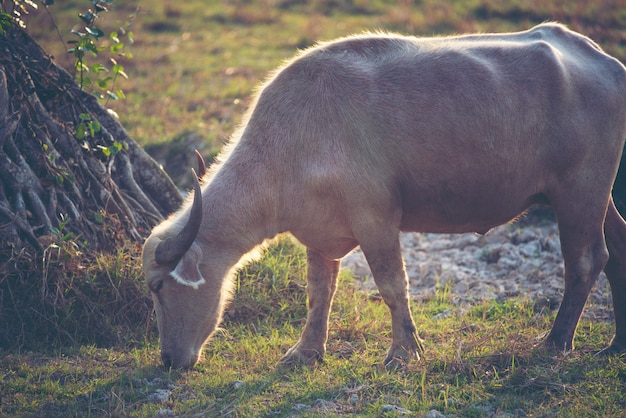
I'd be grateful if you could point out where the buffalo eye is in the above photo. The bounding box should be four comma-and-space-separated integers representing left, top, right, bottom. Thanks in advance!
151, 280, 163, 293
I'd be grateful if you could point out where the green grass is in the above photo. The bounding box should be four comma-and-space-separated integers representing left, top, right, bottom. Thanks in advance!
3, 0, 626, 416
2, 238, 625, 416
22, 0, 626, 150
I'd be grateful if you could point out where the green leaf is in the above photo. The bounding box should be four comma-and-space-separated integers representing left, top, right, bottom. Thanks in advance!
110, 42, 124, 54
94, 211, 104, 224
112, 64, 128, 79
79, 113, 91, 121
79, 12, 96, 25
0, 13, 14, 32
96, 77, 112, 88
91, 63, 108, 73
99, 145, 111, 157
109, 143, 121, 156
90, 120, 101, 134
106, 91, 119, 100
71, 49, 85, 59
83, 39, 100, 54
85, 26, 105, 39
76, 123, 86, 139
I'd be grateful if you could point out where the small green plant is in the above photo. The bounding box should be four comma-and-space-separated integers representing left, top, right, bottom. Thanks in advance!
50, 212, 75, 244
99, 140, 125, 157
75, 112, 127, 158
1, 1, 135, 160
0, 0, 48, 32
0, 12, 14, 34
67, 0, 134, 102
64, 1, 135, 159
76, 112, 101, 140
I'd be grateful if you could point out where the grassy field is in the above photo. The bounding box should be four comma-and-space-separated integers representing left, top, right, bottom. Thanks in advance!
2, 241, 625, 416
3, 240, 625, 416
21, 0, 626, 150
2, 0, 626, 416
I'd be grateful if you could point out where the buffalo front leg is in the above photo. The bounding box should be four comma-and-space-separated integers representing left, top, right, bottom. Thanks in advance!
599, 198, 626, 354
279, 248, 339, 365
361, 236, 423, 369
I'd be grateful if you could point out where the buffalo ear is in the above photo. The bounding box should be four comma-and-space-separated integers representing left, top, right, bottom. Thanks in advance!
169, 242, 206, 289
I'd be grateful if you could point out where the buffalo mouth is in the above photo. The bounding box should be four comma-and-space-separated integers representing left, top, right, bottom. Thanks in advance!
160, 350, 200, 369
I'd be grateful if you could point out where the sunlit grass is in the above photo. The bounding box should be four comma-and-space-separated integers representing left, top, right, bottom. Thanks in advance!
2, 246, 622, 416
24, 0, 626, 150
2, 237, 623, 416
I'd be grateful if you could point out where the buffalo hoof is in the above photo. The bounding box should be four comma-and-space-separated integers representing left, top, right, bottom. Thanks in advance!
541, 336, 574, 353
595, 340, 626, 356
279, 344, 324, 366
383, 344, 421, 371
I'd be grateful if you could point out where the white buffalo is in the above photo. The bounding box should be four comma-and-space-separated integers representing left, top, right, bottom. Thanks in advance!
143, 23, 626, 369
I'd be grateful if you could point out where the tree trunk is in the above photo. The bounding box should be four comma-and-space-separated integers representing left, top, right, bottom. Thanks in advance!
0, 26, 182, 254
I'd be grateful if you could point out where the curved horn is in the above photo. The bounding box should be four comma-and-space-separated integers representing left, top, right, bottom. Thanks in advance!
155, 168, 203, 265
194, 150, 206, 180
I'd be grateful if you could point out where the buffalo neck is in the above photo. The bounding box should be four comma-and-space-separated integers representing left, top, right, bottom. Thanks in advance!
198, 146, 283, 260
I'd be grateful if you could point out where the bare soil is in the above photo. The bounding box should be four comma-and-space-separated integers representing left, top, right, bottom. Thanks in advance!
343, 210, 612, 317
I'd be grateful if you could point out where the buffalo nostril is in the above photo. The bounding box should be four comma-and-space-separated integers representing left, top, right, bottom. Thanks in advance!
161, 351, 172, 368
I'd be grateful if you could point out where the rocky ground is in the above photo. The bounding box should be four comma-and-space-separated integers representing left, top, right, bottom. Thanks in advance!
342, 209, 613, 317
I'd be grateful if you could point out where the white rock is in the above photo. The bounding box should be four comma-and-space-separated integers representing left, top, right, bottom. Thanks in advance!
381, 404, 410, 415
312, 399, 338, 411
148, 389, 171, 403
425, 409, 446, 418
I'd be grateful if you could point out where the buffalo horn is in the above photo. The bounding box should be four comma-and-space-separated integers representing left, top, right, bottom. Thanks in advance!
154, 168, 203, 265
194, 150, 207, 180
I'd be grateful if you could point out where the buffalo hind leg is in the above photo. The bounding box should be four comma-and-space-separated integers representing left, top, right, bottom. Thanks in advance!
360, 233, 423, 369
599, 198, 626, 354
545, 207, 609, 351
279, 248, 339, 365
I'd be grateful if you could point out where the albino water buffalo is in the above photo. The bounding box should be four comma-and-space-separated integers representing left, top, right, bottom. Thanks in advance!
142, 23, 626, 369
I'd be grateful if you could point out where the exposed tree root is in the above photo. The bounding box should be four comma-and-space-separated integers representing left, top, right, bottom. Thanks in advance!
0, 27, 182, 253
